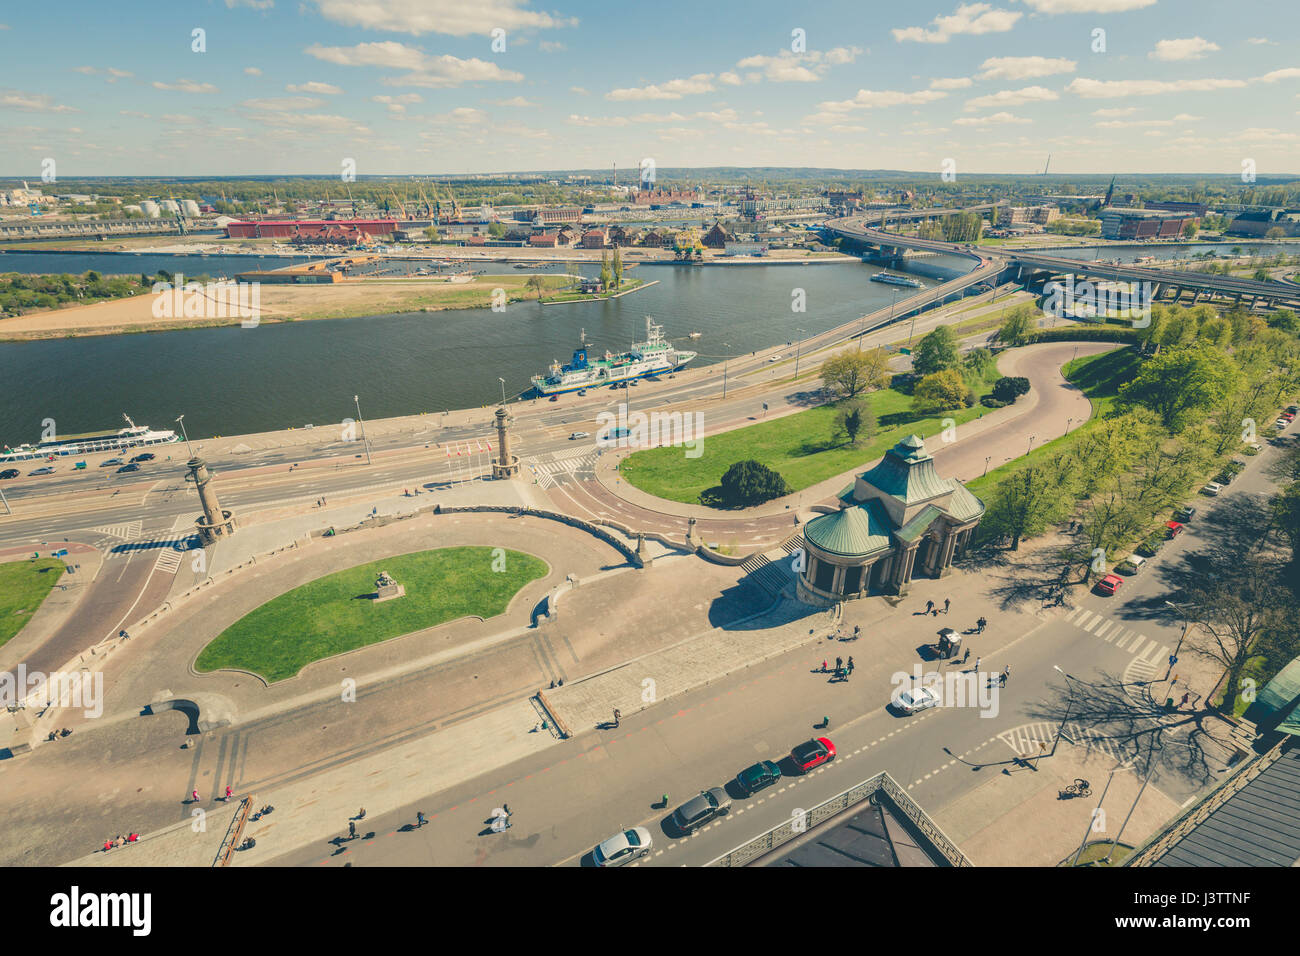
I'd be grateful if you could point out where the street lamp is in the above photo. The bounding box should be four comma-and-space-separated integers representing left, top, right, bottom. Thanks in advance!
983, 455, 993, 477
1027, 434, 1036, 455
175, 414, 195, 458
721, 343, 730, 399
353, 394, 372, 466
1164, 600, 1193, 679
793, 328, 806, 379
1069, 760, 1137, 867
498, 377, 507, 406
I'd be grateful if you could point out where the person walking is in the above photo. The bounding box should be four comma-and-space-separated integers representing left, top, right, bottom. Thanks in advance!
348, 820, 357, 841
224, 786, 232, 802
973, 656, 981, 674
191, 789, 200, 804
416, 811, 427, 828
821, 659, 828, 673
962, 647, 970, 664
976, 616, 987, 634
612, 708, 621, 728
847, 656, 855, 675
944, 598, 950, 614
925, 599, 934, 614
1000, 665, 1010, 686
835, 656, 843, 672
357, 808, 366, 820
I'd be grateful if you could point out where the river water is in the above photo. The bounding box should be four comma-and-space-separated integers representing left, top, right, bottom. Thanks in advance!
0, 239, 1286, 443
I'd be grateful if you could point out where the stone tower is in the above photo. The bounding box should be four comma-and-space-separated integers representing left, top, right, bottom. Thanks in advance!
492, 406, 520, 479
187, 457, 236, 544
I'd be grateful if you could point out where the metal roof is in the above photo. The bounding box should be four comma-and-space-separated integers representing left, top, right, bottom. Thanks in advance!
1252, 657, 1300, 737
857, 434, 954, 505
1154, 744, 1300, 867
803, 499, 893, 557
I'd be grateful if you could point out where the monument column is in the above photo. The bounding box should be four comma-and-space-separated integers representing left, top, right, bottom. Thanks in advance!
187, 457, 236, 544
492, 406, 521, 479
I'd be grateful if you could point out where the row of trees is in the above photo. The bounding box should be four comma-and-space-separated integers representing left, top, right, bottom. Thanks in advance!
0, 271, 148, 316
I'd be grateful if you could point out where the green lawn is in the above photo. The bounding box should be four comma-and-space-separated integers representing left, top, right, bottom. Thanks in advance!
0, 559, 65, 648
620, 372, 1000, 506
196, 547, 549, 682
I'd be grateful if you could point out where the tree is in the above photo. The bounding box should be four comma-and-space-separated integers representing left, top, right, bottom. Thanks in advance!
912, 325, 960, 376
1119, 344, 1241, 432
525, 275, 544, 300
1181, 220, 1199, 239
1266, 226, 1286, 240
820, 348, 890, 399
998, 305, 1037, 346
487, 222, 505, 238
719, 460, 790, 506
1266, 308, 1298, 334
423, 226, 440, 241
982, 458, 1077, 550
599, 250, 612, 291
833, 399, 876, 446
991, 376, 1030, 404
913, 369, 971, 413
612, 246, 623, 289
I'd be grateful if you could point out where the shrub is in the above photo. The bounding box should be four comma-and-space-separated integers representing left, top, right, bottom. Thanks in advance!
718, 459, 791, 506
992, 376, 1031, 404
981, 396, 1008, 409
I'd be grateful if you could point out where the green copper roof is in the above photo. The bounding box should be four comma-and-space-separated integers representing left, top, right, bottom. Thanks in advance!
858, 434, 953, 505
803, 499, 893, 557
895, 504, 944, 544
1251, 657, 1300, 737
947, 483, 986, 523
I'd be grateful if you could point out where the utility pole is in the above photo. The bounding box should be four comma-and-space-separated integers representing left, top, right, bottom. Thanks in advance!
175, 414, 195, 458
354, 394, 372, 465
498, 377, 507, 406
0, 484, 10, 515
793, 328, 806, 380
721, 343, 730, 399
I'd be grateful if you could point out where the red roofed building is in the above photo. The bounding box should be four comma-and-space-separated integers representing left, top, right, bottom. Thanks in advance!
225, 219, 402, 239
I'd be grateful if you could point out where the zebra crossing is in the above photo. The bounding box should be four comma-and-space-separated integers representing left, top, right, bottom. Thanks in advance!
999, 721, 1130, 763
91, 520, 142, 541
529, 451, 598, 489
103, 532, 195, 563
1062, 605, 1171, 670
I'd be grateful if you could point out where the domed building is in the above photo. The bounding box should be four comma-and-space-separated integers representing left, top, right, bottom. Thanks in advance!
797, 435, 984, 605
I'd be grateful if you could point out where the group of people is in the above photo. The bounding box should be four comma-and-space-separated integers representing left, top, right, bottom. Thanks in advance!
821, 656, 855, 681
45, 727, 73, 742
101, 833, 139, 851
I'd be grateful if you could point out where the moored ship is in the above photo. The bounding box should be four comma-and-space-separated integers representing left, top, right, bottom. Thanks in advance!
0, 414, 179, 463
531, 317, 697, 396
870, 271, 924, 289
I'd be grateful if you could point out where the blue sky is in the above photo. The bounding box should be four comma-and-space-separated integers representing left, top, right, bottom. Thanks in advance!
1, 0, 1296, 176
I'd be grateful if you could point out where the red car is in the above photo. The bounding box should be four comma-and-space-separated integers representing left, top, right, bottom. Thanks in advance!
1095, 573, 1123, 596
1165, 520, 1184, 538
790, 737, 836, 774
1283, 412, 1296, 422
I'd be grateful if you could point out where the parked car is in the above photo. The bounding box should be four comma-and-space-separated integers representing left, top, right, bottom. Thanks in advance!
117, 463, 140, 473
1166, 520, 1184, 538
893, 684, 941, 715
549, 395, 559, 402
735, 760, 782, 796
1116, 555, 1147, 575
1174, 505, 1197, 523
0, 468, 19, 479
1282, 412, 1296, 423
1136, 534, 1165, 558
130, 453, 156, 463
29, 466, 55, 476
671, 788, 732, 832
568, 432, 589, 440
790, 737, 836, 773
1275, 419, 1290, 430
592, 827, 653, 867
1095, 573, 1124, 596
1245, 443, 1263, 455
1202, 481, 1223, 496
100, 458, 123, 467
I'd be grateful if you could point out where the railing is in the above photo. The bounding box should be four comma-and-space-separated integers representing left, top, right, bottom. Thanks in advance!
706, 770, 971, 867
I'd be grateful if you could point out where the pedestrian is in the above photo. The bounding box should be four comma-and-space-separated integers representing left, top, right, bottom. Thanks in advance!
1000, 665, 1010, 686
835, 656, 843, 671
944, 598, 950, 614
191, 789, 199, 803
224, 786, 232, 802
977, 616, 987, 634
416, 811, 427, 828
925, 599, 934, 614
1180, 692, 1190, 708
357, 808, 366, 820
853, 625, 861, 640
612, 708, 621, 728
348, 820, 357, 840
661, 794, 669, 808
847, 656, 855, 674
973, 656, 981, 673
821, 659, 828, 673
502, 803, 511, 818
962, 647, 970, 664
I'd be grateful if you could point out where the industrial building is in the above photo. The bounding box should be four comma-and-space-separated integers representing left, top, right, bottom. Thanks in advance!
1098, 207, 1196, 240
224, 219, 409, 240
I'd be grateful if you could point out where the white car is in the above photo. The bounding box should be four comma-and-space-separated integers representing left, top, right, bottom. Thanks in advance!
1202, 481, 1223, 496
1275, 420, 1290, 430
569, 431, 589, 440
592, 826, 653, 867
769, 355, 782, 362
893, 684, 941, 715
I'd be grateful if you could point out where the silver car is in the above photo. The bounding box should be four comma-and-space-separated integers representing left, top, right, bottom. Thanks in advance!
671, 788, 732, 832
592, 826, 653, 867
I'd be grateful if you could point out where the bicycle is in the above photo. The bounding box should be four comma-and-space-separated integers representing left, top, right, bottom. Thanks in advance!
1059, 778, 1092, 799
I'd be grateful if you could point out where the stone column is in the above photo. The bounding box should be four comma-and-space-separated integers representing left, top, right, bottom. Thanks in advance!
187, 457, 235, 544
492, 406, 520, 478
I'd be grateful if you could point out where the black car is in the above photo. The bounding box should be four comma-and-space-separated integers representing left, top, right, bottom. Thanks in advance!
130, 453, 156, 463
1174, 505, 1196, 522
0, 468, 18, 479
670, 788, 732, 832
117, 463, 140, 473
735, 760, 782, 796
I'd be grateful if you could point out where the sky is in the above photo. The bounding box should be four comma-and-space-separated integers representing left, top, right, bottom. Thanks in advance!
1, 0, 1297, 177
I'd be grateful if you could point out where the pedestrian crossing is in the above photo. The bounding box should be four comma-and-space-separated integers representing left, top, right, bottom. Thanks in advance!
1061, 605, 1170, 669
529, 452, 598, 489
92, 520, 142, 541
103, 533, 196, 563
999, 721, 1130, 764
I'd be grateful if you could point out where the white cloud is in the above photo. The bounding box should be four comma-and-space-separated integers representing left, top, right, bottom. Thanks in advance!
287, 81, 343, 94
606, 73, 716, 101
695, 108, 740, 123
1092, 107, 1138, 116
1, 90, 77, 112
372, 93, 422, 114
306, 43, 523, 87
1066, 77, 1247, 97
119, 109, 151, 118
244, 67, 263, 76
567, 114, 630, 127
952, 111, 1031, 126
977, 56, 1076, 80
1149, 37, 1220, 62
1247, 38, 1275, 46
433, 107, 488, 124
152, 79, 220, 93
539, 40, 566, 53
965, 85, 1058, 110
226, 0, 275, 8
570, 86, 589, 95
312, 0, 577, 36
718, 72, 742, 86
734, 47, 861, 83
893, 4, 1022, 44
930, 77, 973, 89
241, 96, 323, 111
1095, 119, 1174, 127
1258, 68, 1300, 82
491, 96, 536, 107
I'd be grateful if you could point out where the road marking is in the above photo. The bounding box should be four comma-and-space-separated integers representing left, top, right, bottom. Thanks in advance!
1114, 632, 1133, 650
1082, 615, 1101, 633
1094, 621, 1113, 639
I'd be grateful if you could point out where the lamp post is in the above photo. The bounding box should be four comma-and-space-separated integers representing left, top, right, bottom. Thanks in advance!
353, 394, 372, 465
983, 455, 993, 477
793, 328, 806, 380
721, 343, 730, 399
498, 377, 507, 406
1027, 434, 1036, 455
175, 414, 195, 458
1164, 600, 1192, 680
1070, 760, 1137, 867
